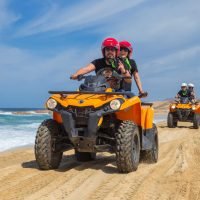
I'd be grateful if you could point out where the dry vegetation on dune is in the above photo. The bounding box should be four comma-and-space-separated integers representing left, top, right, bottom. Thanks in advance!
153, 101, 170, 114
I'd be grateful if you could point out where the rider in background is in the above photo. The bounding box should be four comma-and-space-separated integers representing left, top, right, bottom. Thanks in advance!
119, 40, 146, 96
175, 83, 192, 102
188, 83, 196, 103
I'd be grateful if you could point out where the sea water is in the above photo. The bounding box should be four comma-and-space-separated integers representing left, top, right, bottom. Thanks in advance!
154, 114, 167, 123
0, 108, 167, 152
0, 108, 50, 152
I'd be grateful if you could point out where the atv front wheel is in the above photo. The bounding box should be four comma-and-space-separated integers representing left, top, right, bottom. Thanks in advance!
193, 113, 199, 129
75, 150, 96, 162
35, 119, 63, 170
141, 124, 159, 163
167, 113, 175, 128
115, 120, 140, 173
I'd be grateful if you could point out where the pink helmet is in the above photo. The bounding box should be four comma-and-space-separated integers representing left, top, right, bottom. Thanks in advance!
101, 37, 120, 57
119, 40, 133, 58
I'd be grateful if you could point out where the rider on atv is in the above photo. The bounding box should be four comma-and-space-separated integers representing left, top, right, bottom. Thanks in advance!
188, 83, 197, 103
175, 83, 194, 103
119, 40, 146, 96
70, 38, 147, 96
70, 37, 131, 90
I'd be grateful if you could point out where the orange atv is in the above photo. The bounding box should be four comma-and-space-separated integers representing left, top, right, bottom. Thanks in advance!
35, 69, 158, 173
168, 97, 200, 129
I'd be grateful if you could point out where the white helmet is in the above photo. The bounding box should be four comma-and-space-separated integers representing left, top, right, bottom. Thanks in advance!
181, 83, 187, 87
188, 83, 194, 88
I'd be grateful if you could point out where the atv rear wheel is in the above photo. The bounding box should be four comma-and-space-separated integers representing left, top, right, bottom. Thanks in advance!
173, 121, 178, 127
35, 119, 63, 170
115, 120, 140, 173
193, 113, 199, 129
167, 113, 175, 128
141, 124, 159, 163
75, 150, 96, 162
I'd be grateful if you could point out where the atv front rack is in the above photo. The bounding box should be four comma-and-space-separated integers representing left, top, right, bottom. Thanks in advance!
141, 102, 153, 107
49, 91, 134, 96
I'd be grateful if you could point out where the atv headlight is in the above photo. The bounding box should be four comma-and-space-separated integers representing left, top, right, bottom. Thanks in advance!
46, 98, 57, 109
192, 106, 196, 110
110, 99, 121, 110
171, 105, 176, 109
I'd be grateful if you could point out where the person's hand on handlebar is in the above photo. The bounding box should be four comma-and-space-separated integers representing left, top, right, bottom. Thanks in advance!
138, 91, 148, 98
70, 74, 85, 81
70, 74, 79, 80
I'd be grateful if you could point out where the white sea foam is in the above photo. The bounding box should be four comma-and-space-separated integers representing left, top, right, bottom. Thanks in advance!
0, 122, 42, 152
0, 128, 35, 152
0, 110, 49, 116
154, 115, 167, 123
0, 111, 13, 115
0, 109, 50, 152
21, 123, 40, 129
24, 111, 49, 115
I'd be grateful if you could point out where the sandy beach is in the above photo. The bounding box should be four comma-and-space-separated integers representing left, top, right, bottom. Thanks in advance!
1, 0, 199, 199
0, 119, 200, 200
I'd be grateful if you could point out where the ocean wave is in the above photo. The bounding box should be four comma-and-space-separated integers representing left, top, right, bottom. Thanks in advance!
154, 119, 165, 123
154, 115, 167, 123
0, 127, 36, 152
0, 111, 50, 152
0, 111, 13, 115
0, 123, 40, 131
18, 123, 40, 129
27, 111, 49, 115
0, 111, 49, 116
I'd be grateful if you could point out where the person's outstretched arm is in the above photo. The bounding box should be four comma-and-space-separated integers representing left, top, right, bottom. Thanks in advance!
133, 71, 144, 94
175, 91, 181, 98
70, 63, 95, 79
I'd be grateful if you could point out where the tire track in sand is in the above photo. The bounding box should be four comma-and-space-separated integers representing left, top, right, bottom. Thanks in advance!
0, 122, 200, 200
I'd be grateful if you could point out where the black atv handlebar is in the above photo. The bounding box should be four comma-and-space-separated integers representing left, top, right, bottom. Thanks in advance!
70, 74, 131, 81
77, 75, 86, 81
70, 75, 86, 81
138, 92, 148, 98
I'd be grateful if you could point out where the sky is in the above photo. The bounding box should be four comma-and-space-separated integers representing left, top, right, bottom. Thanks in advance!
0, 0, 199, 108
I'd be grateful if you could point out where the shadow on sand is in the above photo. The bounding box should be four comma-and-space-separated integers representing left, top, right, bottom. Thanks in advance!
159, 125, 195, 129
21, 154, 118, 174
